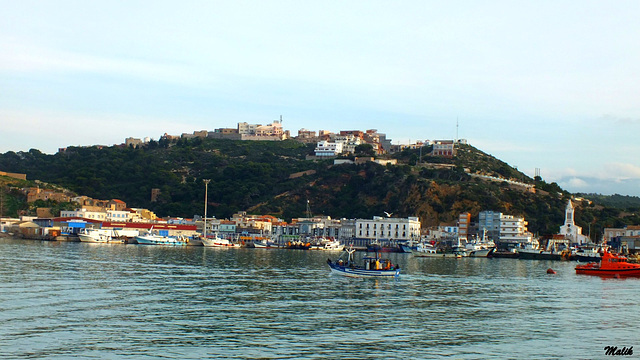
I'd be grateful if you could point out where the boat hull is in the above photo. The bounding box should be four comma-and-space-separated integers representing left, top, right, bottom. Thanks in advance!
468, 248, 494, 257
575, 268, 640, 277
135, 235, 188, 246
328, 263, 400, 277
517, 250, 564, 260
202, 237, 238, 247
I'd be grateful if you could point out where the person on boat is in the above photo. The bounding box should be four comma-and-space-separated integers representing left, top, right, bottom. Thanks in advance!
375, 259, 381, 270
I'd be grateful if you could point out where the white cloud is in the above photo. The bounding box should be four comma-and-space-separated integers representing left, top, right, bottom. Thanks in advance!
566, 178, 589, 189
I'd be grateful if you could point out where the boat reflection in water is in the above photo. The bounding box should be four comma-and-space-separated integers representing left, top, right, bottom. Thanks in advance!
327, 247, 400, 277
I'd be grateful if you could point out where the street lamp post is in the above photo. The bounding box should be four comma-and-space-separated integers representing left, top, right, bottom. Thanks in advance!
203, 179, 210, 239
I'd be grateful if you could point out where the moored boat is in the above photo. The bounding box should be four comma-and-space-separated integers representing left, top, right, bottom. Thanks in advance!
327, 248, 400, 277
575, 249, 640, 277
412, 242, 441, 257
253, 239, 278, 248
79, 229, 120, 243
202, 236, 239, 247
135, 233, 189, 246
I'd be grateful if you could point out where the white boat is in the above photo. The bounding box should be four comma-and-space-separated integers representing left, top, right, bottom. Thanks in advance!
79, 228, 140, 243
413, 242, 441, 257
202, 236, 239, 247
313, 237, 343, 251
253, 239, 279, 248
466, 230, 496, 257
79, 229, 119, 243
135, 233, 189, 246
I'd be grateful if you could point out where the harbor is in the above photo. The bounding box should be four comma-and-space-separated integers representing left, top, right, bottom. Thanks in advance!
1, 235, 638, 359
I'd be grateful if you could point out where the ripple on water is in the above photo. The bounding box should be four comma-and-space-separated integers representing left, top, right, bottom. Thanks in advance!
1, 239, 639, 359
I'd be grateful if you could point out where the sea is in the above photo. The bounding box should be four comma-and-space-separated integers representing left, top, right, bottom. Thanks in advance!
0, 236, 638, 360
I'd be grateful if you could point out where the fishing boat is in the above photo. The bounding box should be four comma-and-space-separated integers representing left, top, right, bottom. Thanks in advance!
573, 245, 603, 262
78, 228, 120, 243
412, 242, 440, 257
327, 248, 400, 277
466, 230, 496, 257
78, 228, 139, 243
310, 237, 343, 251
135, 233, 189, 246
575, 249, 640, 277
253, 239, 279, 248
202, 236, 239, 247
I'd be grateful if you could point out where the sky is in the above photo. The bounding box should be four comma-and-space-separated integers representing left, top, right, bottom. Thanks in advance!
2, 1, 640, 197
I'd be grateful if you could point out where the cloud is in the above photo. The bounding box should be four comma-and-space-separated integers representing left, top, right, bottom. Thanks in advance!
598, 114, 640, 126
566, 178, 589, 189
547, 163, 640, 196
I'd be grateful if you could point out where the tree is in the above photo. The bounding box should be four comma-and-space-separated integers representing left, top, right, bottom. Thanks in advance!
355, 144, 375, 157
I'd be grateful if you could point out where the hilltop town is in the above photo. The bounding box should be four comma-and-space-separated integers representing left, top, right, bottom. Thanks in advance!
1, 120, 639, 253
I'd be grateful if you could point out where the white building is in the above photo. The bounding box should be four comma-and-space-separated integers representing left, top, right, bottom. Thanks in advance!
106, 210, 131, 222
559, 200, 590, 244
355, 216, 421, 241
333, 134, 362, 154
60, 209, 107, 221
314, 141, 344, 157
499, 215, 534, 244
237, 122, 258, 135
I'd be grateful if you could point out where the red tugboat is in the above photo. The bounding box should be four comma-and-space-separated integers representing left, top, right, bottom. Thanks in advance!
575, 248, 640, 277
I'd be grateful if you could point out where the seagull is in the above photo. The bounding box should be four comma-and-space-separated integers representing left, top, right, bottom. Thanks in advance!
384, 211, 393, 218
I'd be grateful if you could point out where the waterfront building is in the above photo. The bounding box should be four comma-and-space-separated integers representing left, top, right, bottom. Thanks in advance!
499, 215, 533, 244
355, 216, 421, 242
106, 210, 131, 222
218, 220, 236, 235
60, 209, 107, 221
478, 210, 503, 240
458, 213, 471, 240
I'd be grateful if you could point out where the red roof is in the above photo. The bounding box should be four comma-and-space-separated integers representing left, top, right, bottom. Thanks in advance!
101, 222, 197, 231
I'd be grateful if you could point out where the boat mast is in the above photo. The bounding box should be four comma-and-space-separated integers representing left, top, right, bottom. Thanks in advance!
203, 179, 210, 239
0, 186, 3, 232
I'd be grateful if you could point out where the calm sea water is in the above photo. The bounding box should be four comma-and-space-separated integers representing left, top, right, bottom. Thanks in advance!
0, 237, 638, 360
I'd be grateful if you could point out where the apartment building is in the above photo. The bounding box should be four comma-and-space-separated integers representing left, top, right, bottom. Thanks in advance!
355, 216, 421, 241
499, 215, 533, 244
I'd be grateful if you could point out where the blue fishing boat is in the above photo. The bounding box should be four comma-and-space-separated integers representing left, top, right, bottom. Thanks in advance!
327, 248, 400, 278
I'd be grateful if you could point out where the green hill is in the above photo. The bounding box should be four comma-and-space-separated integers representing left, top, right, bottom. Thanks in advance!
1, 138, 638, 241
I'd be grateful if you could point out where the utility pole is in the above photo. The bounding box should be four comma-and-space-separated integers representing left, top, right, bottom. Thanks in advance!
203, 179, 210, 239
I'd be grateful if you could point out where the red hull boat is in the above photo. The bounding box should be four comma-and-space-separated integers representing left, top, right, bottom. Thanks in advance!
576, 249, 640, 277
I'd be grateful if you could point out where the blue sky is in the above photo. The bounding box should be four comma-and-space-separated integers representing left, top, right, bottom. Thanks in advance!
2, 1, 640, 196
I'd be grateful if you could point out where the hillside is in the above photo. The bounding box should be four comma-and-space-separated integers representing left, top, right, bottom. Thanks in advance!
1, 138, 638, 240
